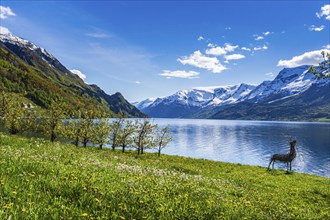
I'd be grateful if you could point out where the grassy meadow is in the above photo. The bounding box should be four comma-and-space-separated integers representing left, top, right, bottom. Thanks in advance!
0, 132, 329, 219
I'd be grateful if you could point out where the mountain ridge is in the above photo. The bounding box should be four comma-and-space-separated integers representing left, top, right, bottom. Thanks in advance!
134, 64, 330, 121
0, 27, 145, 117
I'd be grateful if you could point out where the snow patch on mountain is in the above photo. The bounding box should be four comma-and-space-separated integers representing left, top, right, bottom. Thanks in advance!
0, 26, 55, 60
242, 65, 323, 103
134, 83, 257, 110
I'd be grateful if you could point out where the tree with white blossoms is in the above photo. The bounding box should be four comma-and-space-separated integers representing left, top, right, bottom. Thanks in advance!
91, 118, 111, 149
134, 119, 157, 155
0, 90, 12, 119
40, 100, 66, 142
3, 96, 25, 135
118, 119, 137, 153
109, 116, 124, 151
0, 91, 37, 135
154, 125, 172, 157
65, 118, 82, 146
79, 107, 100, 147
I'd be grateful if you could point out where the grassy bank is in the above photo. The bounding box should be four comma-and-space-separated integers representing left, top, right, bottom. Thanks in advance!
0, 133, 329, 219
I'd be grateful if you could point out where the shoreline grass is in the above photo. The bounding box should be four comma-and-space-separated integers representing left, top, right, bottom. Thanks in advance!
0, 132, 329, 219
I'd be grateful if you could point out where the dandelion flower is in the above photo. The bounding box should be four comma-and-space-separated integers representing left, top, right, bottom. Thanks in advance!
81, 213, 88, 217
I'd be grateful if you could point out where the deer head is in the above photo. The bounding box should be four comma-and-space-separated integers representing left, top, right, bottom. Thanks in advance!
289, 140, 296, 146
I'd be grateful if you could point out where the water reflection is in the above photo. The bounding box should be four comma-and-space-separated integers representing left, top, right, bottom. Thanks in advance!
154, 119, 330, 177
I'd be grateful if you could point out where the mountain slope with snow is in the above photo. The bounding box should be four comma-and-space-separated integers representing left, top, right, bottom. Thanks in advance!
134, 64, 330, 120
134, 83, 256, 118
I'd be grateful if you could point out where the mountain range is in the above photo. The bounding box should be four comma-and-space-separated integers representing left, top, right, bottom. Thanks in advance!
0, 28, 145, 117
134, 64, 330, 121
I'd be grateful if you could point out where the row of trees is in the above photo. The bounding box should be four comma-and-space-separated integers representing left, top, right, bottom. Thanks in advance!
0, 91, 172, 156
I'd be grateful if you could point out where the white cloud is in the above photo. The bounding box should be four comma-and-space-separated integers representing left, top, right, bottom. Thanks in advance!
205, 43, 238, 56
178, 50, 226, 73
198, 36, 204, 41
265, 72, 274, 77
277, 49, 330, 68
160, 70, 200, 79
0, 6, 16, 19
224, 54, 245, 62
316, 4, 330, 20
263, 31, 270, 36
224, 43, 238, 52
0, 26, 11, 35
241, 47, 251, 51
253, 45, 268, 51
255, 36, 264, 41
205, 46, 227, 56
86, 27, 112, 39
324, 44, 330, 49
86, 32, 109, 38
70, 69, 87, 81
225, 27, 231, 30
135, 81, 141, 84
309, 25, 325, 32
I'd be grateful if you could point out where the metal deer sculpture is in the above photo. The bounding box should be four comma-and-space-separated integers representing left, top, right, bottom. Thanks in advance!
267, 140, 297, 172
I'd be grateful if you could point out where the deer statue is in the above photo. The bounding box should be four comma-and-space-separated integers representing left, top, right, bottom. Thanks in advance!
267, 140, 297, 172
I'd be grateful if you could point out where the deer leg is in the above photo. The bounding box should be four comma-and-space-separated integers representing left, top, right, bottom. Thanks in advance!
272, 161, 275, 169
290, 162, 292, 171
267, 160, 272, 170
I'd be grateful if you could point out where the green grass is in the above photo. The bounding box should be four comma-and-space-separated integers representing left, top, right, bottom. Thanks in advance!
0, 132, 329, 219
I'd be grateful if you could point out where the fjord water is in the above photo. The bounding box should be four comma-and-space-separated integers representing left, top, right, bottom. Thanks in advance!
154, 119, 330, 177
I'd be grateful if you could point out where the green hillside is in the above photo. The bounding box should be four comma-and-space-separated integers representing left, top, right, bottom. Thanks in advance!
0, 43, 145, 117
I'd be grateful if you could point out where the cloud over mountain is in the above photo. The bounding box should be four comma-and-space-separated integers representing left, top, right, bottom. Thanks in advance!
160, 70, 200, 79
178, 50, 226, 73
277, 49, 330, 68
70, 69, 87, 81
0, 6, 16, 19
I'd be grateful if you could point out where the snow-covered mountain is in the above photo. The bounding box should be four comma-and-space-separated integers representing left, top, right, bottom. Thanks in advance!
0, 27, 55, 62
242, 65, 328, 103
0, 26, 73, 75
134, 64, 329, 119
136, 83, 256, 109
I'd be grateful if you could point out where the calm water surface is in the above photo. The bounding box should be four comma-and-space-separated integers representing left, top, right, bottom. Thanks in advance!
152, 119, 330, 177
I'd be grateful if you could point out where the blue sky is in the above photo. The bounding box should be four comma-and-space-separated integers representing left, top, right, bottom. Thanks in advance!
1, 1, 329, 102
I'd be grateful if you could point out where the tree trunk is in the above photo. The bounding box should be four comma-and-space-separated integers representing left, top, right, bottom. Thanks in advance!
122, 145, 125, 153
50, 132, 56, 142
158, 149, 161, 157
99, 144, 103, 150
74, 137, 79, 146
